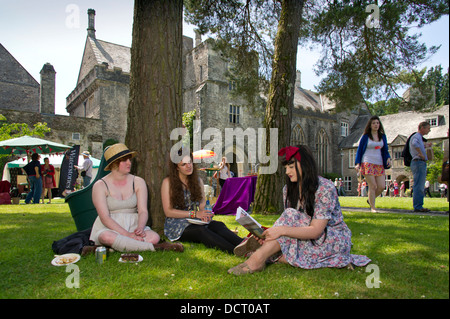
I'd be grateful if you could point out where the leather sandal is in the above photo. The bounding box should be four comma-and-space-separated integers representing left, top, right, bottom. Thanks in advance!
234, 236, 261, 257
227, 262, 265, 275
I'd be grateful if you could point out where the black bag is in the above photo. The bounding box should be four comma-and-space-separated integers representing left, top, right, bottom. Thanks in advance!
52, 228, 93, 255
401, 133, 416, 167
80, 170, 86, 177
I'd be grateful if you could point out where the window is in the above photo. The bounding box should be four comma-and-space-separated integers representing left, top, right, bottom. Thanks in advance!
229, 105, 240, 124
290, 124, 305, 145
348, 149, 356, 168
72, 133, 80, 141
228, 81, 236, 91
426, 117, 440, 127
316, 129, 329, 174
340, 122, 349, 137
199, 65, 203, 82
344, 176, 352, 192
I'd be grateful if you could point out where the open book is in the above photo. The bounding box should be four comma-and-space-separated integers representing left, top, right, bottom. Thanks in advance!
236, 206, 265, 239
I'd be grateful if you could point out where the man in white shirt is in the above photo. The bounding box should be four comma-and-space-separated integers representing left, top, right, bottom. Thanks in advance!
409, 122, 431, 212
75, 151, 93, 187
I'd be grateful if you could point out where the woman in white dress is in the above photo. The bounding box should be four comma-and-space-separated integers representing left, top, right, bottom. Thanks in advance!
89, 143, 183, 252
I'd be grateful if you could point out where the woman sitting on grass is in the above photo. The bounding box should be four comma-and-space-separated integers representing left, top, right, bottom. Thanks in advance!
89, 143, 183, 253
228, 145, 371, 275
162, 148, 244, 253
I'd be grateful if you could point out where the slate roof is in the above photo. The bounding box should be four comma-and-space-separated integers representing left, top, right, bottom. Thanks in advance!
88, 38, 131, 73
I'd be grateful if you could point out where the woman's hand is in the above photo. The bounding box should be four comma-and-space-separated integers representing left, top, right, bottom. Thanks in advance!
355, 164, 360, 172
262, 226, 285, 241
196, 210, 214, 222
128, 231, 144, 241
134, 227, 146, 238
386, 158, 392, 168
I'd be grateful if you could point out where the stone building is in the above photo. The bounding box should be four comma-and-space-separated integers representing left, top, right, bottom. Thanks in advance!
0, 43, 102, 157
4, 8, 446, 194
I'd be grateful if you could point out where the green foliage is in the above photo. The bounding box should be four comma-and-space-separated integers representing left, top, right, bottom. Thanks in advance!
302, 0, 449, 111
0, 114, 50, 141
103, 138, 119, 150
427, 143, 445, 184
0, 114, 51, 177
182, 109, 196, 150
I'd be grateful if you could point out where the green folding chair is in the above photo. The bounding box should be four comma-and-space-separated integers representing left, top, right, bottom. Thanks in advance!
65, 153, 110, 231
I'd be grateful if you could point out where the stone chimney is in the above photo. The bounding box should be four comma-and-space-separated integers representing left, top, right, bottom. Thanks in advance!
295, 70, 301, 88
194, 29, 202, 47
39, 63, 56, 114
87, 9, 96, 38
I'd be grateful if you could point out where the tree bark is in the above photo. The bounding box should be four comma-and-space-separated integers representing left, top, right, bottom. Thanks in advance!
126, 0, 183, 234
253, 0, 304, 214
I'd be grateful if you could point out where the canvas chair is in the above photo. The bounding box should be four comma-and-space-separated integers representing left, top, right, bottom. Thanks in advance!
65, 152, 109, 231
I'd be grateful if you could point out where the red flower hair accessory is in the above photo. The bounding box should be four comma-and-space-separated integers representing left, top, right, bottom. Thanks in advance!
278, 146, 301, 162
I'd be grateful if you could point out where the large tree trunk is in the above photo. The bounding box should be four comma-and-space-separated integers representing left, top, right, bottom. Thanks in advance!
253, 0, 304, 214
125, 0, 183, 234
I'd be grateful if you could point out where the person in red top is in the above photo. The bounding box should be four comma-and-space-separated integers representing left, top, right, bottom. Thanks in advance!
41, 157, 56, 204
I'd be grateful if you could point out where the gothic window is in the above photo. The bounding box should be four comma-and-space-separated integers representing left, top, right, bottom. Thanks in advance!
316, 129, 329, 174
290, 124, 305, 145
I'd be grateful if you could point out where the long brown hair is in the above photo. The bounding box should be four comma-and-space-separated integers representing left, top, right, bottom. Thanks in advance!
168, 148, 203, 209
363, 115, 385, 141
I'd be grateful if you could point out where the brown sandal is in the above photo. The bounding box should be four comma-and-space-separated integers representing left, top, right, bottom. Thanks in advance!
228, 262, 265, 275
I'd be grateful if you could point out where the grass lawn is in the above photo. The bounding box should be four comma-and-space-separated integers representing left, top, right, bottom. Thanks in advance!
0, 198, 448, 299
339, 196, 449, 212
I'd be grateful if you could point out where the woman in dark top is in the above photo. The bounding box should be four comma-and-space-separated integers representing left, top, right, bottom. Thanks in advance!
23, 153, 43, 204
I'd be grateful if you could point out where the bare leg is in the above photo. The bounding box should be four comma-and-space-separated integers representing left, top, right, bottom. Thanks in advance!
243, 239, 282, 271
365, 175, 385, 212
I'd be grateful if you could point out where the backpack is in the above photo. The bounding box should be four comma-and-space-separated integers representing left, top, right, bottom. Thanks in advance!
402, 132, 428, 166
401, 133, 417, 167
52, 228, 93, 255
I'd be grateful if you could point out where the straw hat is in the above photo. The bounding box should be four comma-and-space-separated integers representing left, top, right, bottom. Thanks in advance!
104, 143, 137, 171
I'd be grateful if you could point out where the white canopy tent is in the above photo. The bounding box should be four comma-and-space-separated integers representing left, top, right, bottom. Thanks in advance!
2, 154, 100, 187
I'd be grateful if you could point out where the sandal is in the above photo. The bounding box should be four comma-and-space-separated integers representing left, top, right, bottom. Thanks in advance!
228, 262, 265, 275
234, 236, 261, 257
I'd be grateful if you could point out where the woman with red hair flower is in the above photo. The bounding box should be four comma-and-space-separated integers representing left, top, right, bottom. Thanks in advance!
228, 145, 371, 275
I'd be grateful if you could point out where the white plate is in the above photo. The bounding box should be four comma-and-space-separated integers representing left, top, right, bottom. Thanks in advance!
186, 218, 210, 225
51, 253, 80, 266
119, 255, 143, 263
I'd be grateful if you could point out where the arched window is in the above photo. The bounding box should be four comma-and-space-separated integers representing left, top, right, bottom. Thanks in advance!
316, 129, 329, 174
290, 124, 305, 146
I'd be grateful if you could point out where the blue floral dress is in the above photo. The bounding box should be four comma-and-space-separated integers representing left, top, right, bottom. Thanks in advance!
164, 188, 199, 241
274, 176, 371, 269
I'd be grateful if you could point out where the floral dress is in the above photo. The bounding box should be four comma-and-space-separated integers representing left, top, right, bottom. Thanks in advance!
274, 176, 371, 269
164, 188, 199, 241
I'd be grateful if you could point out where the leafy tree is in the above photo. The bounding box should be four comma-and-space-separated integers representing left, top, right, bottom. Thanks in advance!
304, 0, 449, 111
186, 0, 304, 214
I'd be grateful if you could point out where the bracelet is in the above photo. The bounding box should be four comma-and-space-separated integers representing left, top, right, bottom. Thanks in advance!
189, 210, 196, 218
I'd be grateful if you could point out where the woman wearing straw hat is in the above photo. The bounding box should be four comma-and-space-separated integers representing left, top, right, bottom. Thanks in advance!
89, 143, 183, 252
